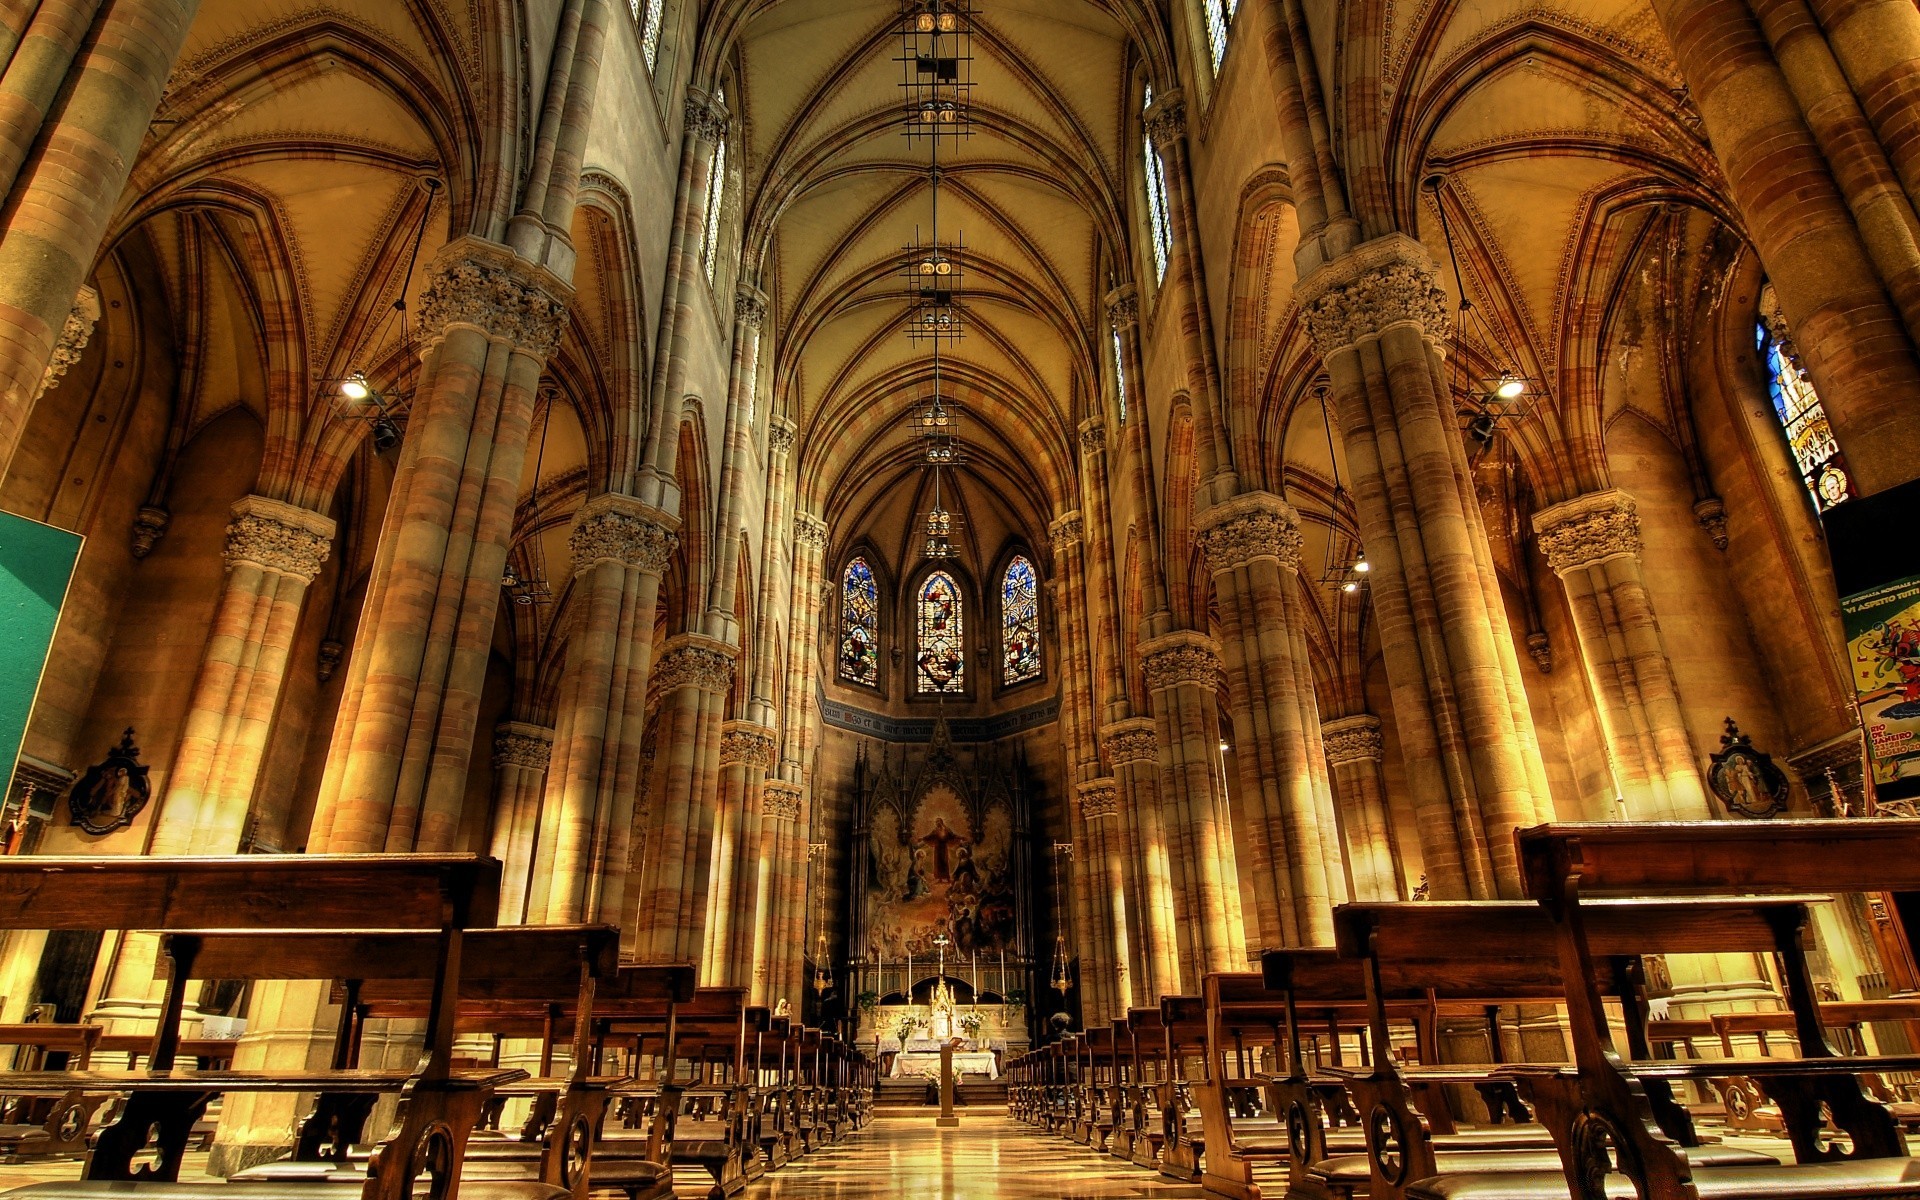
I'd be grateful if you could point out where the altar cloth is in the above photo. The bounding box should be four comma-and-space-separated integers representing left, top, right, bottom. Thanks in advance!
891, 1050, 999, 1080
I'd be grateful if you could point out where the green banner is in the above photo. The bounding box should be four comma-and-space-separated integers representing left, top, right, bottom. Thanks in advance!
0, 511, 81, 796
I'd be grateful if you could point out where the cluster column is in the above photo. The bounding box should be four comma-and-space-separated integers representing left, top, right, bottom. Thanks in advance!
1100, 719, 1176, 1002
0, 0, 200, 479
1320, 715, 1402, 902
632, 635, 737, 967
489, 723, 555, 924
759, 780, 806, 1008
1532, 490, 1709, 819
706, 720, 776, 985
1140, 633, 1245, 981
152, 497, 335, 855
1050, 510, 1113, 1022
1076, 779, 1131, 1013
1294, 233, 1551, 899
1196, 491, 1340, 948
309, 237, 569, 856
526, 494, 679, 929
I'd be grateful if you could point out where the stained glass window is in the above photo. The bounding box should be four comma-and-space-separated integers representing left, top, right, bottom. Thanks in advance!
638, 0, 665, 71
1203, 0, 1238, 71
840, 557, 879, 687
916, 571, 966, 694
703, 89, 728, 284
1142, 89, 1172, 284
1001, 556, 1041, 686
1757, 320, 1852, 511
1111, 328, 1129, 424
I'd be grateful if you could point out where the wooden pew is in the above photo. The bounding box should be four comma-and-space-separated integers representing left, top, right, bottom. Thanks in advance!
602, 987, 759, 1199
1121, 1006, 1171, 1169
0, 1024, 110, 1161
1331, 898, 1800, 1200
1478, 820, 1920, 1200
1161, 995, 1212, 1182
1081, 1027, 1119, 1151
0, 853, 542, 1200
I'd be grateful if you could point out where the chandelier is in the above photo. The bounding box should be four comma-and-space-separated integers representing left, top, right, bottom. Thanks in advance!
330, 177, 442, 454
1424, 175, 1535, 448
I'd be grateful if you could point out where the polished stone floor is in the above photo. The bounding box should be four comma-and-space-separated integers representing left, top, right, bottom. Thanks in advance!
730, 1116, 1210, 1199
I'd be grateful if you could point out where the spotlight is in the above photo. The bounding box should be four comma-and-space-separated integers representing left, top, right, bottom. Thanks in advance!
1343, 581, 1360, 593
371, 418, 401, 453
1353, 556, 1370, 574
339, 372, 372, 402
1494, 373, 1527, 401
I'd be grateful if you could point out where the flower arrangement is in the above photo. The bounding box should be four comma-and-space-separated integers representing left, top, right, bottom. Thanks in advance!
894, 1014, 918, 1044
957, 1010, 984, 1040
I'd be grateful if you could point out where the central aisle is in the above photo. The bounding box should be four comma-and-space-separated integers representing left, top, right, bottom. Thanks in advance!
739, 1118, 1209, 1199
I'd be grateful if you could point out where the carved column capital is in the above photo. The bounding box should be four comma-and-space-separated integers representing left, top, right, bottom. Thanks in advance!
734, 287, 768, 328
418, 237, 571, 357
493, 722, 555, 771
1079, 417, 1108, 455
1105, 284, 1140, 331
1144, 89, 1187, 147
720, 720, 777, 769
1293, 234, 1451, 360
1101, 717, 1160, 768
224, 496, 336, 582
652, 634, 739, 696
570, 493, 680, 574
794, 512, 829, 550
768, 418, 797, 455
1049, 512, 1084, 557
685, 90, 731, 143
36, 285, 100, 402
1531, 489, 1642, 574
1140, 630, 1225, 693
1196, 490, 1303, 574
763, 780, 804, 822
1321, 714, 1385, 767
1078, 779, 1120, 821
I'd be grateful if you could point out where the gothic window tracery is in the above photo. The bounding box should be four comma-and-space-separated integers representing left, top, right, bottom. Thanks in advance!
1001, 555, 1041, 686
1203, 0, 1237, 71
1757, 312, 1852, 511
1111, 328, 1129, 424
841, 556, 880, 687
637, 0, 665, 70
703, 88, 730, 284
916, 571, 966, 694
1142, 88, 1172, 284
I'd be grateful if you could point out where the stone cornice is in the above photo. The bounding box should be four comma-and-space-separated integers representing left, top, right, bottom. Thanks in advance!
652, 634, 738, 696
1321, 714, 1385, 767
224, 495, 336, 582
1531, 489, 1642, 574
493, 722, 554, 771
1196, 490, 1302, 574
762, 780, 804, 822
1292, 234, 1450, 360
1101, 717, 1159, 768
1140, 630, 1225, 693
720, 720, 777, 769
418, 237, 571, 358
1078, 779, 1120, 821
570, 493, 679, 574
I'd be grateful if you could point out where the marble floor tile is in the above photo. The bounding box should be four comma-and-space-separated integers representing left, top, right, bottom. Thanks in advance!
725, 1117, 1210, 1199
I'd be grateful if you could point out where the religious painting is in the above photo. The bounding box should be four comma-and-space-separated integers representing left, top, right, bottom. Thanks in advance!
864, 780, 1017, 959
915, 571, 965, 694
840, 556, 879, 687
67, 729, 150, 835
1843, 574, 1920, 786
1706, 719, 1789, 819
1001, 555, 1041, 686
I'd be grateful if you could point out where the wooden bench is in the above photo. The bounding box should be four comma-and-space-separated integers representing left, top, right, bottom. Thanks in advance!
0, 853, 552, 1200
603, 986, 759, 1199
1493, 820, 1920, 1200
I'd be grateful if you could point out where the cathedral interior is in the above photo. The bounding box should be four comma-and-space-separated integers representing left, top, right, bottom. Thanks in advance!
3, 0, 1920, 1193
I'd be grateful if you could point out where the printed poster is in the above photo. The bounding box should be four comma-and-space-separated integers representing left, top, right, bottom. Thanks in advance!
1844, 574, 1920, 786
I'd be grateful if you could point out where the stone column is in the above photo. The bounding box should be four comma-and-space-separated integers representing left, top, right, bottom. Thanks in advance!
754, 780, 804, 1007
1079, 416, 1129, 725
705, 720, 775, 985
1532, 490, 1710, 820
526, 494, 678, 930
0, 0, 200, 481
309, 237, 569, 856
1102, 719, 1177, 1001
1321, 715, 1403, 902
1077, 779, 1132, 1014
1197, 491, 1339, 949
489, 723, 554, 924
635, 91, 730, 512
1050, 511, 1112, 1022
1139, 632, 1245, 983
773, 514, 829, 1001
1295, 234, 1551, 900
152, 496, 335, 855
1643, 0, 1920, 497
632, 634, 736, 967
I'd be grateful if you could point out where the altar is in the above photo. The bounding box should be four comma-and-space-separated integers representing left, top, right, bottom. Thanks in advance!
891, 1044, 999, 1080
